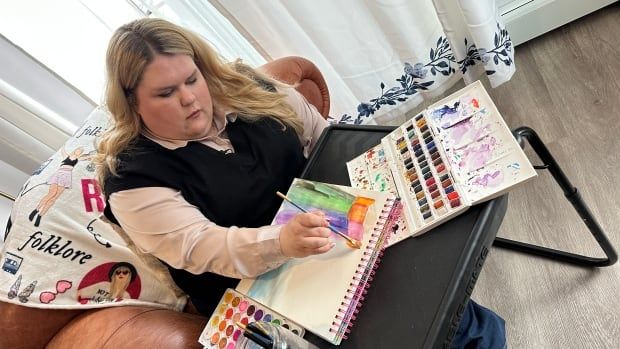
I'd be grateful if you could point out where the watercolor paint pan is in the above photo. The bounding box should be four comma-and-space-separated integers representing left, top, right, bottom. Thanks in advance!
347, 81, 537, 244
386, 118, 464, 228
199, 288, 305, 349
382, 120, 468, 235
391, 107, 493, 225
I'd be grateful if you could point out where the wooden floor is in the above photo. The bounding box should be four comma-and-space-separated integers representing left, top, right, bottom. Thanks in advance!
381, 4, 620, 348
475, 4, 620, 348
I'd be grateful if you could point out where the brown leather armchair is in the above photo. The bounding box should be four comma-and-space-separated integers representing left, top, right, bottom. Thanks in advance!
0, 56, 330, 349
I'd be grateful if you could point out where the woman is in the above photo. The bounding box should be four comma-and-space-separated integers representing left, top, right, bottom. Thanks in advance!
107, 262, 137, 301
29, 146, 93, 227
97, 18, 506, 348
95, 18, 333, 315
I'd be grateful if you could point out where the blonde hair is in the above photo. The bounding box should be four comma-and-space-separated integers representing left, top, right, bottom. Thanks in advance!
95, 18, 302, 188
109, 268, 131, 300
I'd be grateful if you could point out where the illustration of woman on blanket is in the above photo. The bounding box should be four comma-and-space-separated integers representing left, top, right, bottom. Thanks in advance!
29, 146, 94, 227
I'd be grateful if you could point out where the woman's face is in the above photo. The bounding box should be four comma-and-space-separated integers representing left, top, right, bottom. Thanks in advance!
135, 54, 214, 140
113, 266, 131, 282
71, 147, 84, 158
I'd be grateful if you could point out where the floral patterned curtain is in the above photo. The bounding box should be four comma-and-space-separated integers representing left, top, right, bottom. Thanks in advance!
209, 0, 515, 124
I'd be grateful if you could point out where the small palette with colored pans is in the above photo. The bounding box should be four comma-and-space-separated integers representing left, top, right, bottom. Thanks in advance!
199, 288, 305, 349
385, 115, 466, 234
347, 81, 537, 243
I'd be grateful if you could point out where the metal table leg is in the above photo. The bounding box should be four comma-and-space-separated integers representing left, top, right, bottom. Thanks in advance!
492, 126, 617, 267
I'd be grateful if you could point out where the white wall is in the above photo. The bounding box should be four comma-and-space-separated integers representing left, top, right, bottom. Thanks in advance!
0, 35, 95, 240
500, 0, 617, 46
0, 35, 96, 173
0, 35, 96, 126
0, 159, 29, 241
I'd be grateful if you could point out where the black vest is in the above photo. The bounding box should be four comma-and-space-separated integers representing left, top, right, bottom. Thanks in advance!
104, 117, 306, 315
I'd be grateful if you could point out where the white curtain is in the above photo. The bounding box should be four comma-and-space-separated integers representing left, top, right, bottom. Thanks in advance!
143, 0, 266, 67
208, 0, 515, 124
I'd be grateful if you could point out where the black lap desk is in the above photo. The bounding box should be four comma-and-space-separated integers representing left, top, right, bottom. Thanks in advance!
299, 124, 508, 349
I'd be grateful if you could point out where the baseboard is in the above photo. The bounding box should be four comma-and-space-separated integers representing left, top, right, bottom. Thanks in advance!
501, 0, 617, 46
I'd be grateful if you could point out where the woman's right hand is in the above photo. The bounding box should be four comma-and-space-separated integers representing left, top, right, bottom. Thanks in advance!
279, 212, 335, 258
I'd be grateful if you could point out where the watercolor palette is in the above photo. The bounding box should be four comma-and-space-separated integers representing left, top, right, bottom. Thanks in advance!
347, 81, 536, 241
199, 288, 305, 349
347, 143, 411, 245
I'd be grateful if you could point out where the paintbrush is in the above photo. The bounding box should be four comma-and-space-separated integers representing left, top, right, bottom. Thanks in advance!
276, 191, 362, 249
235, 321, 273, 348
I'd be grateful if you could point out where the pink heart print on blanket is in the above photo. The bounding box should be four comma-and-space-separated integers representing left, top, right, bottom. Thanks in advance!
39, 280, 73, 304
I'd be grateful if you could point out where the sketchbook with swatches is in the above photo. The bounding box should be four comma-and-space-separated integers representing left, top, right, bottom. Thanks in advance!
347, 80, 537, 245
236, 178, 399, 345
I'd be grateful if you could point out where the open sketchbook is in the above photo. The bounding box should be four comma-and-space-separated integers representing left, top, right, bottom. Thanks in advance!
347, 81, 537, 245
236, 178, 398, 345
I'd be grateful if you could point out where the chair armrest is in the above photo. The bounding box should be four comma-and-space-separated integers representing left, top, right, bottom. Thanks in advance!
0, 301, 84, 349
259, 56, 331, 118
47, 306, 207, 349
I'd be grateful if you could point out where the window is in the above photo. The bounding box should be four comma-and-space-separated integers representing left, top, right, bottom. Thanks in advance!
0, 0, 265, 104
139, 0, 266, 67
0, 0, 143, 103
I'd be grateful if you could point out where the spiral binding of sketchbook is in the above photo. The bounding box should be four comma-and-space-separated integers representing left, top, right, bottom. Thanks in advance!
330, 198, 397, 342
236, 179, 398, 345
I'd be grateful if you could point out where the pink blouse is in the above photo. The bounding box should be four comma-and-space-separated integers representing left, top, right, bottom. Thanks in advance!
109, 86, 329, 279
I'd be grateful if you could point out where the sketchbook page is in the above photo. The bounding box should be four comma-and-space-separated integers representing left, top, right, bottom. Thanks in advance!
425, 81, 537, 204
236, 179, 394, 344
347, 144, 412, 246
